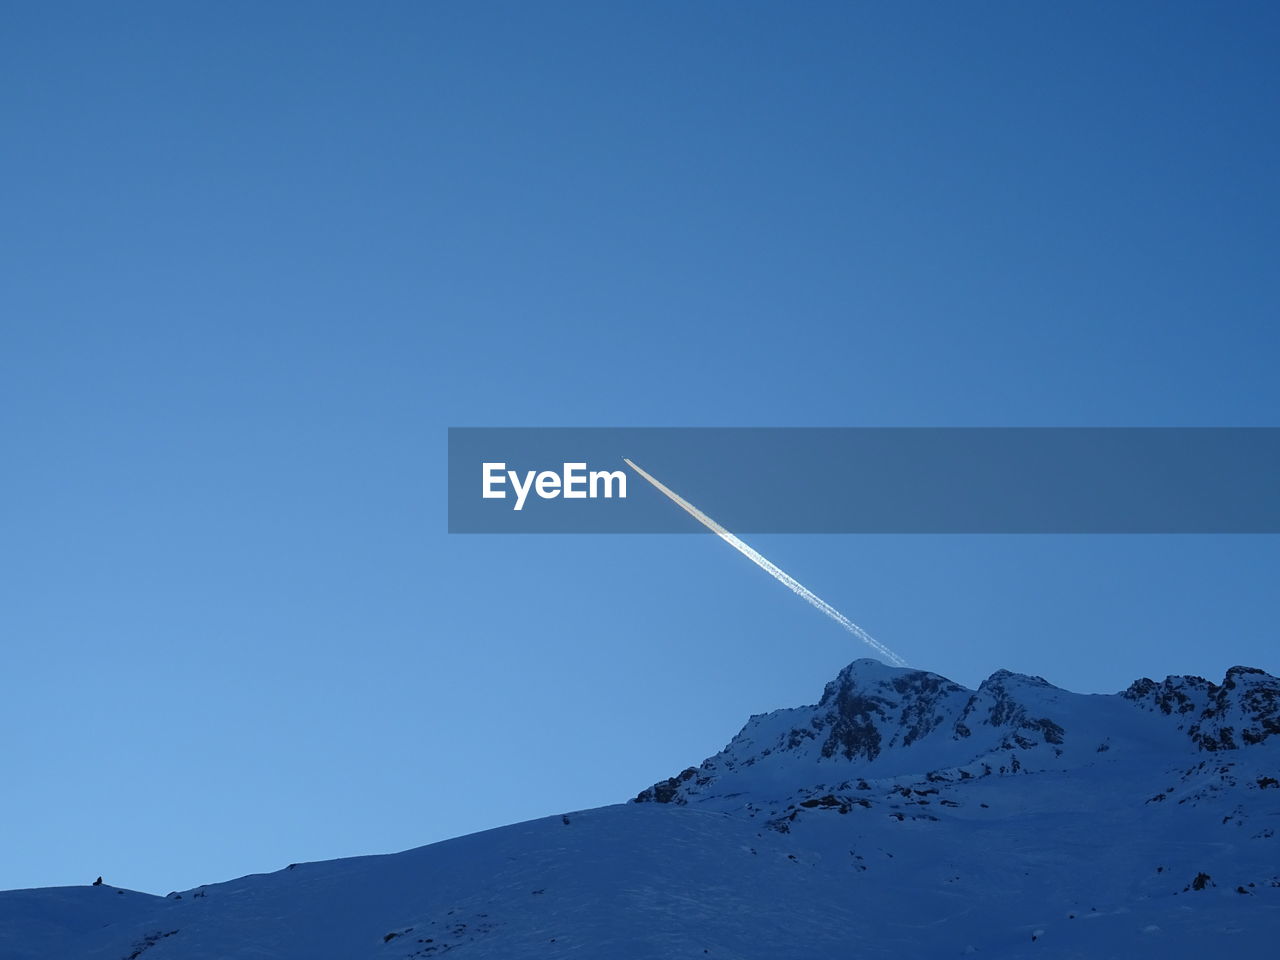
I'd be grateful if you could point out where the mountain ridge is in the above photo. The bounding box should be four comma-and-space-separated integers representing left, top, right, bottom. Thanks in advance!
3, 658, 1278, 959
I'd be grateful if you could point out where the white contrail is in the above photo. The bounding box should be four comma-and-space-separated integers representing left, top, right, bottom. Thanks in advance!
623, 458, 908, 667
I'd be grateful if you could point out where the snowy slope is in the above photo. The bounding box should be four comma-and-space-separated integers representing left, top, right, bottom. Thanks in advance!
3, 660, 1278, 959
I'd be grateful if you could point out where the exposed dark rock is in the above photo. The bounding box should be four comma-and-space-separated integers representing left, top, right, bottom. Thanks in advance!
634, 766, 699, 804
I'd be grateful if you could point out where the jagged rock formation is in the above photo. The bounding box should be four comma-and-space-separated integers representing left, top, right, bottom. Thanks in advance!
634, 660, 1280, 839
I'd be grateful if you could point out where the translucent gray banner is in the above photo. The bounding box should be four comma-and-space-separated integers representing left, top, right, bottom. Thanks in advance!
447, 428, 1280, 533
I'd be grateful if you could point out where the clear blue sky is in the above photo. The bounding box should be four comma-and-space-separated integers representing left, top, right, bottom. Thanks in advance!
2, 2, 1277, 895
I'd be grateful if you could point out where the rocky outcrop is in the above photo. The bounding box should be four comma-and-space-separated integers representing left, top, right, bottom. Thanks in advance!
1123, 665, 1280, 750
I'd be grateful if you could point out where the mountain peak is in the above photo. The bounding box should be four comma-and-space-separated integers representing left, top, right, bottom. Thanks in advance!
817, 659, 952, 706
636, 660, 1279, 808
979, 667, 1055, 689
1120, 665, 1280, 750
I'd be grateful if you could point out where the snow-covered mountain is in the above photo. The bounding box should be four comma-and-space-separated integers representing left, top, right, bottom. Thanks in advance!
4, 660, 1278, 959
